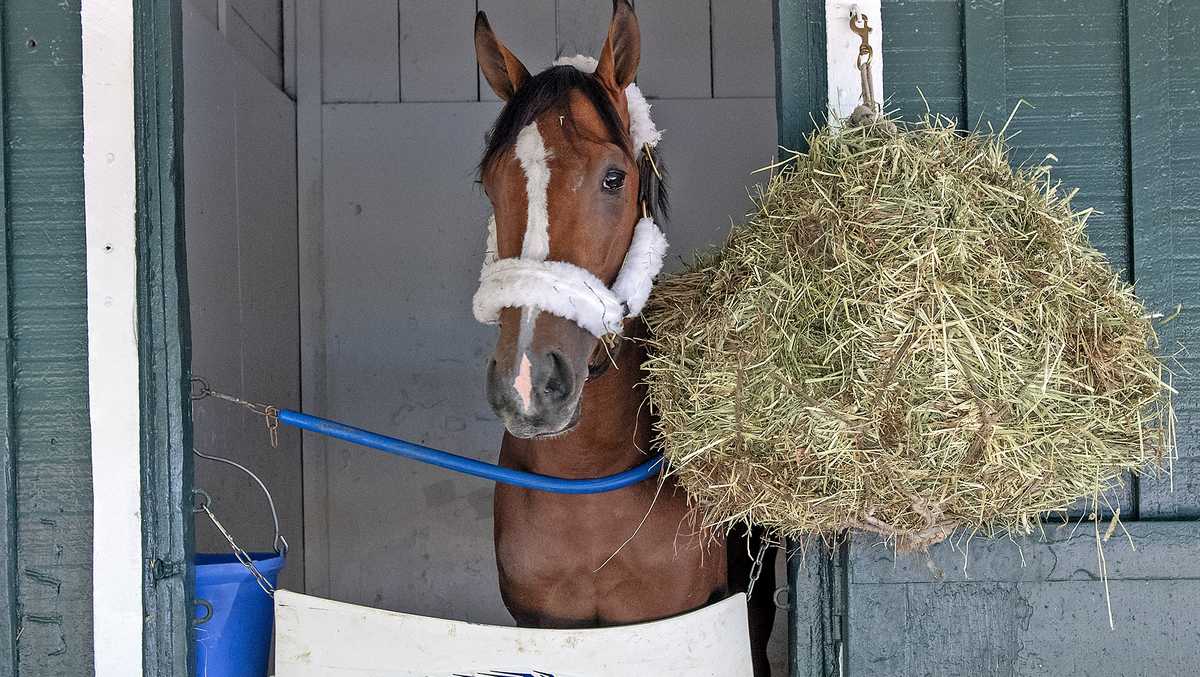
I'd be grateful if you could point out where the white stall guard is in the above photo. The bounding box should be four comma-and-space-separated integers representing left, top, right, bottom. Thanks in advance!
274, 590, 753, 676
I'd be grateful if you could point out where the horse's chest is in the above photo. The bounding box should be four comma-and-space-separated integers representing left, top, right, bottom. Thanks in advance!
493, 480, 722, 628
494, 493, 633, 581
493, 488, 658, 613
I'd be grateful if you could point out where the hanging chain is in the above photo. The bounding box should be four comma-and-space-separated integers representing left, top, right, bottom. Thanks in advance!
745, 536, 769, 599
191, 376, 280, 448
192, 488, 278, 597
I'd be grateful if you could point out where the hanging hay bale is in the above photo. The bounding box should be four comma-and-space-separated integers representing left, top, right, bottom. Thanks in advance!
642, 114, 1174, 549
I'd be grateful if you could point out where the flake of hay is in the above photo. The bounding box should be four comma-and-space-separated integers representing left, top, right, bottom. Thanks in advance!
642, 114, 1173, 549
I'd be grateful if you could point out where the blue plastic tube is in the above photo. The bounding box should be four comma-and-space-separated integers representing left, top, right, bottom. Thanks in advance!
276, 409, 664, 494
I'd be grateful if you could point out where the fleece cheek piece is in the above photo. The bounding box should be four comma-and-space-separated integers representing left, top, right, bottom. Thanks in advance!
472, 217, 668, 337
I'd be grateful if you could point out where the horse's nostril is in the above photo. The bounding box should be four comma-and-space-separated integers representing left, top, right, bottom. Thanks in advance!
543, 352, 573, 402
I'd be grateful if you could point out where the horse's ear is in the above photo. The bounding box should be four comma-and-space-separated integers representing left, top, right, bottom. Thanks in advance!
475, 11, 530, 101
595, 0, 640, 91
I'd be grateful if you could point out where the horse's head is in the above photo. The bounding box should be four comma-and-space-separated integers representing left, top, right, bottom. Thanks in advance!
472, 0, 667, 439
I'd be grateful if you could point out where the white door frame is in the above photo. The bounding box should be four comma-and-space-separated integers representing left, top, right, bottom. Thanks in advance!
81, 1, 144, 674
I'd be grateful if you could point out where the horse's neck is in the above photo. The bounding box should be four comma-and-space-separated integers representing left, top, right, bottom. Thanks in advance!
501, 323, 652, 479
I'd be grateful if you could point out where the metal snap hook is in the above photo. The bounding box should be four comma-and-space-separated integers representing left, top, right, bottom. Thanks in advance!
850, 12, 873, 67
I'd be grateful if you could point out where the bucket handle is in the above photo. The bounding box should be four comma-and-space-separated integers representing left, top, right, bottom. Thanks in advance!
193, 449, 288, 597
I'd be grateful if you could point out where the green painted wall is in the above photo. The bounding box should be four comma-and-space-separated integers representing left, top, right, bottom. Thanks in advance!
0, 0, 93, 674
879, 0, 1196, 519
781, 2, 1199, 674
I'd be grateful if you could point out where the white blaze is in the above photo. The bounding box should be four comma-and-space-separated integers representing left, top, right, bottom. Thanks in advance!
512, 122, 552, 402
514, 122, 551, 261
514, 353, 534, 411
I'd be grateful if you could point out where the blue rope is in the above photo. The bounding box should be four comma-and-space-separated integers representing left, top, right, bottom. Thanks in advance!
276, 410, 664, 495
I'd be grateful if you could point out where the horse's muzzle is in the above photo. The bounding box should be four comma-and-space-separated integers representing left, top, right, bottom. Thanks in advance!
486, 350, 583, 439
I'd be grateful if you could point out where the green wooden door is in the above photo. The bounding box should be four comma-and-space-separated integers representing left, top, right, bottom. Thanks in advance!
779, 1, 1200, 674
0, 1, 190, 674
0, 2, 94, 673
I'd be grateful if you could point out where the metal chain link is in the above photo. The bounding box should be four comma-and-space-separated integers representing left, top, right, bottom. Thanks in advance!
191, 376, 280, 448
745, 537, 769, 599
192, 488, 280, 597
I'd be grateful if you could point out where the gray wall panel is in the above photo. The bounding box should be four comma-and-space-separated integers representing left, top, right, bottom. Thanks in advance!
233, 55, 303, 590
650, 98, 778, 259
321, 102, 508, 623
711, 0, 774, 98
638, 1, 713, 98
185, 6, 304, 592
185, 0, 243, 475
233, 0, 284, 54
399, 0, 478, 102
185, 0, 221, 27
227, 4, 286, 88
321, 0, 400, 102
556, 0, 614, 59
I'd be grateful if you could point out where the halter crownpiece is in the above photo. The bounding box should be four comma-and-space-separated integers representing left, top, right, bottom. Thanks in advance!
472, 56, 669, 337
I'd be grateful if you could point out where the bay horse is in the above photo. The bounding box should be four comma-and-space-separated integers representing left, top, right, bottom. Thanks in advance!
472, 2, 776, 674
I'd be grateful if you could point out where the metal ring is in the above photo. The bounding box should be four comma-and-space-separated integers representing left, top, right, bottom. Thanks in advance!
190, 488, 212, 513
193, 598, 214, 626
189, 377, 210, 401
773, 585, 791, 610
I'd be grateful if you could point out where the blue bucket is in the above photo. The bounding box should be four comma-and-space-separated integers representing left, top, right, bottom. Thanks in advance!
194, 552, 286, 677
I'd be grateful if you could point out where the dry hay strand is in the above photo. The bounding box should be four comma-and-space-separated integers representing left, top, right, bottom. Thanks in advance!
642, 114, 1174, 549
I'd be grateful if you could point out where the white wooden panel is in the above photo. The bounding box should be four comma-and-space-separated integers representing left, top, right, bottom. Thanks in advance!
398, 0, 477, 101
321, 0, 400, 102
826, 0, 884, 121
275, 590, 753, 676
82, 1, 143, 672
638, 0, 713, 98
711, 0, 775, 98
477, 0, 556, 102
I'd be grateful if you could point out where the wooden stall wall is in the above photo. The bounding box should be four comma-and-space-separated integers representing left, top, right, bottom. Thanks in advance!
0, 1, 93, 673
183, 0, 304, 592
296, 1, 781, 667
182, 0, 288, 91
781, 1, 1200, 674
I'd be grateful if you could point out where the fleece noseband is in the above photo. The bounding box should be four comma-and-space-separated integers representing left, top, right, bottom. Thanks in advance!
472, 56, 668, 338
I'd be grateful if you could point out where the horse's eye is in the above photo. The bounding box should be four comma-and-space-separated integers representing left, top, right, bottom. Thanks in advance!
602, 169, 626, 192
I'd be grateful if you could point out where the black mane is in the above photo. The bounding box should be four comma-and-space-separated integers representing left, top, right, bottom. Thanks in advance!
480, 65, 668, 223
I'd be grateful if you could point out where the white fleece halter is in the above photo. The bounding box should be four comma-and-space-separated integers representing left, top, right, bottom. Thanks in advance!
472, 56, 668, 337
